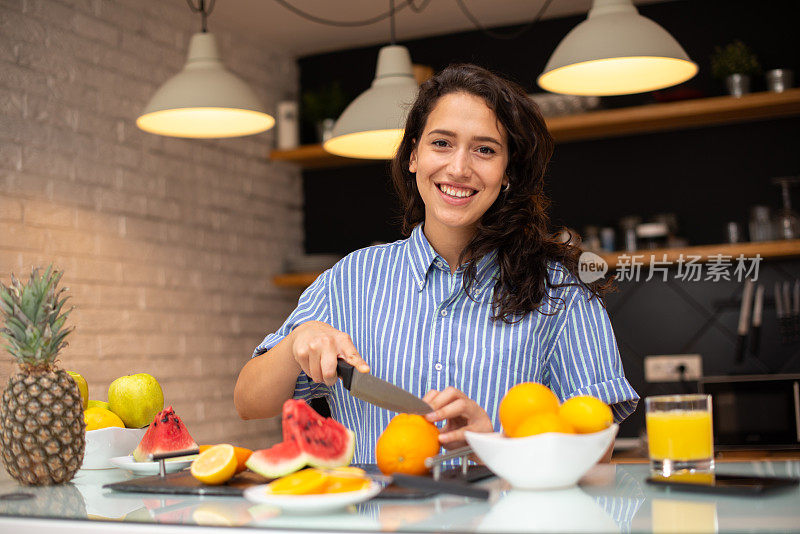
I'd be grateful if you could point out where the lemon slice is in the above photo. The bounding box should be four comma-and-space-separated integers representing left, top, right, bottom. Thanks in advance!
191, 444, 237, 485
267, 468, 330, 495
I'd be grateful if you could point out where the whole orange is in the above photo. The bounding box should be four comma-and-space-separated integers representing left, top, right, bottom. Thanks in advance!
499, 382, 560, 436
510, 412, 575, 438
376, 414, 440, 476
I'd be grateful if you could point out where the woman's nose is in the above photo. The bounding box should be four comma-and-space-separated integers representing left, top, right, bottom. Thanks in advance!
446, 148, 471, 178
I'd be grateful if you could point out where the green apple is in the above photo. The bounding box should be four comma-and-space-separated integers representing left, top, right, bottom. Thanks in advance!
87, 399, 110, 410
108, 373, 164, 428
67, 371, 88, 410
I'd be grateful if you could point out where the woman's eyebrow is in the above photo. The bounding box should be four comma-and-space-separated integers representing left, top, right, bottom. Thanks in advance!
427, 129, 502, 146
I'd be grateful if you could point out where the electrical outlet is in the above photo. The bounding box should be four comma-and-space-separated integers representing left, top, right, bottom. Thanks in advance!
644, 354, 703, 382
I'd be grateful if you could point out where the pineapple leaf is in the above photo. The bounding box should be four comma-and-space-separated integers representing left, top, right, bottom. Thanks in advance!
4, 317, 27, 340
1, 264, 73, 364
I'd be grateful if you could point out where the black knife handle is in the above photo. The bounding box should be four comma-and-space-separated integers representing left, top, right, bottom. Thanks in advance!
150, 448, 200, 461
336, 360, 355, 389
391, 473, 490, 500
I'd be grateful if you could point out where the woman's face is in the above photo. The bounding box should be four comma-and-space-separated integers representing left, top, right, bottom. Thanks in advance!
410, 92, 509, 235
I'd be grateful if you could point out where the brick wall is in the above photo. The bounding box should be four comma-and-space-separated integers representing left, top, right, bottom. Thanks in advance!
0, 0, 303, 450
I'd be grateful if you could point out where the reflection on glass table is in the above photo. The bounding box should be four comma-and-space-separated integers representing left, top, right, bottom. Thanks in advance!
0, 461, 798, 532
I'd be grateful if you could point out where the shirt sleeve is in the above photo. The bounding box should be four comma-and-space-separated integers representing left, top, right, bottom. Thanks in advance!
252, 269, 333, 401
546, 286, 639, 423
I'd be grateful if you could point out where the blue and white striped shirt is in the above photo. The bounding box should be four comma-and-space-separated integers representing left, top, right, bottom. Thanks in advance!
255, 224, 638, 464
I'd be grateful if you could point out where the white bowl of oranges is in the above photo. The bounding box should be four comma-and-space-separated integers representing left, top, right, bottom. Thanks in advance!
465, 383, 618, 490
81, 405, 146, 470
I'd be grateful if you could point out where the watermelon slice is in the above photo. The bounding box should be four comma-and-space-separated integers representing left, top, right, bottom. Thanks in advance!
132, 406, 198, 462
246, 399, 355, 478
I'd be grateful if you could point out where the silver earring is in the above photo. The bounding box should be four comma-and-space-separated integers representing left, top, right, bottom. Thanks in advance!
503, 182, 511, 192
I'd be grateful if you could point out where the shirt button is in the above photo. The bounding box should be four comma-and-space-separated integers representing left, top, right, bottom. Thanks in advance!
440, 309, 447, 316
435, 363, 442, 371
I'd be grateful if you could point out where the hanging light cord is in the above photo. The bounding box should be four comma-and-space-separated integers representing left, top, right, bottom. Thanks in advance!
455, 0, 554, 40
389, 0, 396, 44
273, 0, 550, 40
271, 0, 430, 27
186, 0, 216, 32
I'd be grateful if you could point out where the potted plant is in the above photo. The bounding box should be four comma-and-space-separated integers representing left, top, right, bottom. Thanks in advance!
710, 40, 761, 97
302, 82, 349, 143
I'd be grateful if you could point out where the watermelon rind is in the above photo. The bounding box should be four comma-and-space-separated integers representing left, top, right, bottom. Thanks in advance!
246, 441, 309, 478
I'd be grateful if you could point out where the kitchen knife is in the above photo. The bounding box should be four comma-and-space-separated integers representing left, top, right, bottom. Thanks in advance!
336, 360, 433, 415
750, 284, 764, 358
735, 278, 755, 363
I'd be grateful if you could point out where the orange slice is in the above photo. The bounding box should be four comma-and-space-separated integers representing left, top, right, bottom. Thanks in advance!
322, 476, 370, 493
191, 444, 237, 485
319, 466, 370, 493
267, 468, 330, 495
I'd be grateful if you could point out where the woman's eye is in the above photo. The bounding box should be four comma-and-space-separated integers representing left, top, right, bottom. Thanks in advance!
432, 139, 449, 148
477, 146, 496, 154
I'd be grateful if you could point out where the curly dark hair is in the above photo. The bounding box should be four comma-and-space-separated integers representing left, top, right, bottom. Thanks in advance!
390, 64, 612, 323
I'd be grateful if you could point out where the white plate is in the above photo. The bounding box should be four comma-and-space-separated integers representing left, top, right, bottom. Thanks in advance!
243, 482, 383, 513
109, 455, 196, 476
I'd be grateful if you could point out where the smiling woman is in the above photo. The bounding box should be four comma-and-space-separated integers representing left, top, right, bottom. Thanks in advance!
235, 64, 638, 465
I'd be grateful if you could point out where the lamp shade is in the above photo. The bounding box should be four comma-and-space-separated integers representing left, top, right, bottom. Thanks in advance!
137, 33, 274, 138
323, 45, 419, 160
538, 0, 697, 96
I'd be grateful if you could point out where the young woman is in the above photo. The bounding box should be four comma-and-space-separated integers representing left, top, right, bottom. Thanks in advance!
234, 64, 638, 463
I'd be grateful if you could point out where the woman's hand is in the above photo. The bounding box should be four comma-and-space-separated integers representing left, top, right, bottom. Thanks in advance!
423, 387, 493, 449
291, 321, 370, 386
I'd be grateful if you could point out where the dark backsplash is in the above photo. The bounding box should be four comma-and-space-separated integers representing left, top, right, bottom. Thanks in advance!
297, 0, 800, 438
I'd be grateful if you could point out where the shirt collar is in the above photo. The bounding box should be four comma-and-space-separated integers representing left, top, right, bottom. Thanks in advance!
406, 223, 438, 291
406, 223, 500, 298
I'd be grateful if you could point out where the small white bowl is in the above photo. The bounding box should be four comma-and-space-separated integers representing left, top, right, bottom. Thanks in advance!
465, 424, 618, 490
81, 427, 147, 470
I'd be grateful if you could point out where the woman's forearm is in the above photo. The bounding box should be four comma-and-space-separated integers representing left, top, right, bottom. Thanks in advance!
234, 329, 302, 420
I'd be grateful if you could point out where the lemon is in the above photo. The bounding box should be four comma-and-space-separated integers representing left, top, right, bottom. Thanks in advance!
267, 468, 330, 495
84, 407, 125, 431
559, 396, 614, 434
87, 399, 110, 410
190, 444, 237, 485
108, 373, 164, 428
67, 371, 88, 410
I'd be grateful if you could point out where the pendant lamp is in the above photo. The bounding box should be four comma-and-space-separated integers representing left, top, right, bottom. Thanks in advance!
538, 0, 697, 96
136, 2, 274, 138
323, 45, 418, 160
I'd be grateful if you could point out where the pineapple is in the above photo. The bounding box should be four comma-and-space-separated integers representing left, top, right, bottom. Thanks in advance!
0, 266, 85, 485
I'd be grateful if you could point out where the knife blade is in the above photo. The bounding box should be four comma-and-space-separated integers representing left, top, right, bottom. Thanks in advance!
336, 360, 432, 415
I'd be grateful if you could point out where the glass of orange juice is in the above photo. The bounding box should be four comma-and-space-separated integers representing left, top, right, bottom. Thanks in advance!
645, 394, 714, 477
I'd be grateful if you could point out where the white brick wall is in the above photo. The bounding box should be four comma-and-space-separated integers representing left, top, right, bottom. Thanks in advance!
0, 0, 304, 450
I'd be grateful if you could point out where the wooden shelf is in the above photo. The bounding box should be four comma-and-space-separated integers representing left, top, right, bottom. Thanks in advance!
269, 144, 371, 170
273, 271, 323, 288
273, 240, 800, 289
269, 89, 800, 169
600, 239, 800, 269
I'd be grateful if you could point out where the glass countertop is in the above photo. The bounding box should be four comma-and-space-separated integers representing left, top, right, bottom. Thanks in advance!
0, 461, 798, 533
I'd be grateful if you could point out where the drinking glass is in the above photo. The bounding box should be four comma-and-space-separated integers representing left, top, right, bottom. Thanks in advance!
645, 394, 714, 477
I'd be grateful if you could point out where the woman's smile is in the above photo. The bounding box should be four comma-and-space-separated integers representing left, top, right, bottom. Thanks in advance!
436, 181, 478, 203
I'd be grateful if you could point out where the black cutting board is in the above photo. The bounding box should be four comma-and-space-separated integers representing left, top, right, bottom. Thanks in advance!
104, 464, 494, 499
103, 470, 271, 496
